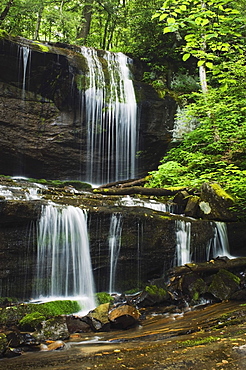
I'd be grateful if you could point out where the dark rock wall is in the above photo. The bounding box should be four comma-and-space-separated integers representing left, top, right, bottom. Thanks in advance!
0, 36, 176, 180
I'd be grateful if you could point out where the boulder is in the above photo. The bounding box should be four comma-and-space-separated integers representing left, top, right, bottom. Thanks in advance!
33, 316, 70, 341
199, 183, 235, 221
184, 196, 200, 218
84, 303, 111, 332
66, 315, 92, 333
108, 304, 140, 329
208, 269, 240, 301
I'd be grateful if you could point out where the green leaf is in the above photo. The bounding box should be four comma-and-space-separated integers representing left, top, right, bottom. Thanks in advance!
183, 53, 191, 61
167, 17, 176, 24
205, 62, 213, 69
159, 13, 168, 21
180, 5, 187, 11
197, 60, 205, 67
163, 26, 172, 34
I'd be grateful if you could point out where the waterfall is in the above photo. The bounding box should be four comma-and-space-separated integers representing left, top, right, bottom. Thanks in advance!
80, 47, 138, 184
207, 221, 233, 260
35, 204, 96, 313
108, 213, 123, 293
20, 46, 30, 100
175, 220, 191, 266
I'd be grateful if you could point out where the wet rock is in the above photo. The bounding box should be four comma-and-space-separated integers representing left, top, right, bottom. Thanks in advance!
208, 269, 240, 301
84, 303, 111, 332
181, 273, 207, 302
3, 347, 22, 358
40, 340, 66, 351
109, 304, 140, 329
6, 330, 25, 347
33, 316, 70, 341
136, 284, 170, 308
66, 315, 92, 333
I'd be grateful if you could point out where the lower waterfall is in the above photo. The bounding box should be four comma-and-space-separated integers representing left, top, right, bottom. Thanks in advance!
35, 204, 96, 313
175, 220, 192, 266
207, 221, 234, 260
108, 213, 123, 294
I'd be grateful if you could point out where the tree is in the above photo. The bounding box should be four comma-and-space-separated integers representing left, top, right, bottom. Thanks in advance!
153, 0, 245, 93
0, 0, 14, 24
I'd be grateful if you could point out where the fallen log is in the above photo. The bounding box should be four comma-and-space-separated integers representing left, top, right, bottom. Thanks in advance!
93, 186, 187, 196
168, 257, 246, 277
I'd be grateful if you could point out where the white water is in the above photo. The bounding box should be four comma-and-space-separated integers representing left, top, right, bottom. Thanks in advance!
80, 48, 138, 184
20, 46, 30, 99
108, 213, 123, 293
35, 204, 96, 314
207, 221, 234, 260
119, 195, 175, 213
175, 220, 192, 266
0, 184, 44, 200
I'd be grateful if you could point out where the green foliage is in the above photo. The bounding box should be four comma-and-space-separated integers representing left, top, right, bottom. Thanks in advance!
147, 55, 246, 219
95, 292, 114, 305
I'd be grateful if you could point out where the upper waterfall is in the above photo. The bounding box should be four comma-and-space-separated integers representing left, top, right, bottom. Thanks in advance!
80, 47, 138, 185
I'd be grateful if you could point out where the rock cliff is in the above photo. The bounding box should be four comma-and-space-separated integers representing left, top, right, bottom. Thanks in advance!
0, 35, 176, 181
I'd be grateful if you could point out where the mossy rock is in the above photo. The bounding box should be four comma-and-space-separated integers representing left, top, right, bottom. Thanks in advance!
137, 284, 170, 307
182, 274, 207, 302
19, 312, 46, 331
0, 300, 81, 327
95, 292, 114, 305
33, 316, 70, 341
0, 333, 8, 356
200, 183, 235, 221
208, 269, 240, 301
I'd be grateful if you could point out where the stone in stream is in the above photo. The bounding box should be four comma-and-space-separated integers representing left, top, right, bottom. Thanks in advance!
108, 304, 140, 329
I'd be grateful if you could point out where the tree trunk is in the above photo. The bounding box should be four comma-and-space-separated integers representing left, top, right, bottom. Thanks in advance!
77, 1, 93, 43
0, 0, 14, 23
93, 186, 187, 196
199, 64, 208, 94
34, 7, 44, 40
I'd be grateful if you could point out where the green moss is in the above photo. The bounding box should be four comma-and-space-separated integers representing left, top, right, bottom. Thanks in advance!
211, 183, 234, 202
32, 40, 50, 53
179, 336, 221, 348
19, 312, 46, 331
0, 300, 81, 326
95, 292, 114, 305
144, 285, 169, 300
62, 180, 92, 190
0, 29, 8, 38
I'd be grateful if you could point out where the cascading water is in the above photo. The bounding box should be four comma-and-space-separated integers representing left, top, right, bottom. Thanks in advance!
35, 204, 96, 313
80, 47, 138, 184
207, 221, 234, 260
108, 213, 123, 293
119, 195, 175, 213
175, 220, 191, 266
19, 46, 30, 100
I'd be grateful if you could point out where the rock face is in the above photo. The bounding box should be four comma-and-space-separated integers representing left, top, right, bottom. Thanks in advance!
0, 35, 176, 180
